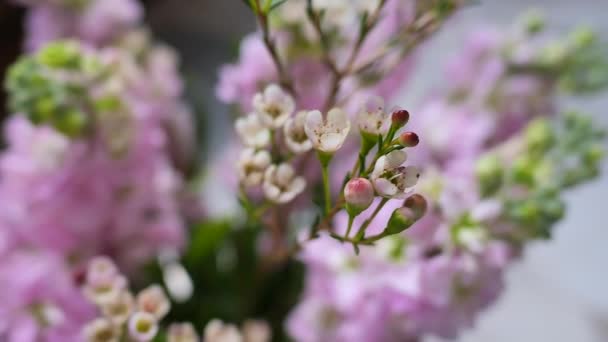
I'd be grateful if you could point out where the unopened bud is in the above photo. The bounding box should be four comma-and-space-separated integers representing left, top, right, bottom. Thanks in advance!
384, 194, 427, 235
403, 194, 428, 220
398, 132, 419, 147
391, 109, 410, 128
344, 178, 374, 216
476, 155, 503, 197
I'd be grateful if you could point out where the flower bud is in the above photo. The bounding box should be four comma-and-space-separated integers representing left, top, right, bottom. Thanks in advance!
525, 119, 554, 153
475, 155, 503, 197
398, 132, 419, 147
128, 312, 159, 342
136, 285, 170, 320
384, 194, 427, 235
391, 109, 410, 128
344, 178, 374, 216
403, 194, 428, 220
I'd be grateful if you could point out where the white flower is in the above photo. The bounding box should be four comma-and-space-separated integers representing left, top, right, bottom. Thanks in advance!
128, 311, 159, 342
162, 262, 193, 303
238, 149, 272, 187
263, 163, 306, 204
284, 111, 313, 154
84, 274, 129, 306
101, 290, 134, 325
83, 318, 121, 342
371, 150, 420, 198
168, 323, 199, 342
253, 84, 295, 128
204, 319, 243, 342
235, 114, 271, 148
136, 285, 170, 320
304, 108, 351, 153
357, 96, 389, 136
242, 320, 272, 342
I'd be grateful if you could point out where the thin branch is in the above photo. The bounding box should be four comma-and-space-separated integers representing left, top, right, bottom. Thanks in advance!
254, 1, 296, 95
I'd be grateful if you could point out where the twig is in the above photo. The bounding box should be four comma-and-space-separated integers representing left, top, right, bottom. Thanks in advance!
254, 0, 295, 95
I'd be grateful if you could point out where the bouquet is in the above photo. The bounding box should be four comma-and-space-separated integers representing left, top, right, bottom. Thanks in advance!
1, 0, 606, 341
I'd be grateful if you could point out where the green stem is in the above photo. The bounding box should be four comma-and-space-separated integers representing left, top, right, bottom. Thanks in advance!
321, 163, 331, 215
344, 215, 355, 239
354, 198, 389, 241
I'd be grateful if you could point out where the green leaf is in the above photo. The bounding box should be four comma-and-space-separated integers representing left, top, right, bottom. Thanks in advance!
269, 0, 289, 11
184, 220, 232, 266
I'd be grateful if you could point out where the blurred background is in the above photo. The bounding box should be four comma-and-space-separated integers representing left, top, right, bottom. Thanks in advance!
0, 0, 606, 341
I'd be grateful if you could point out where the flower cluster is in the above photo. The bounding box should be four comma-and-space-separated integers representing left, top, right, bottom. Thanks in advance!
217, 0, 464, 113
0, 7, 195, 336
286, 16, 608, 341
82, 257, 272, 342
2, 40, 189, 271
236, 81, 427, 253
11, 0, 142, 51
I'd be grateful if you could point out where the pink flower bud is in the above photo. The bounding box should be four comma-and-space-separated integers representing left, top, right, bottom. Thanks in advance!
403, 194, 427, 220
391, 109, 410, 128
398, 132, 419, 147
344, 178, 374, 215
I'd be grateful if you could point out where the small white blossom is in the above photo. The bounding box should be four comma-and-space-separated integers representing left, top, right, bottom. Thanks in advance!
128, 311, 159, 342
136, 285, 170, 320
357, 96, 389, 136
83, 318, 121, 342
284, 111, 313, 154
253, 84, 295, 128
101, 290, 134, 325
263, 163, 306, 204
242, 320, 272, 342
371, 150, 420, 198
204, 319, 243, 342
168, 323, 200, 342
236, 114, 271, 148
304, 108, 351, 153
238, 149, 272, 187
162, 262, 193, 303
84, 274, 129, 305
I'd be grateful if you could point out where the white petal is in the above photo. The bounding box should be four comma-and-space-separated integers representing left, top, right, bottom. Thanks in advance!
371, 156, 388, 178
290, 177, 306, 196
385, 150, 408, 168
402, 166, 420, 188
264, 84, 285, 102
305, 110, 323, 133
327, 108, 350, 131
320, 132, 345, 152
276, 163, 295, 185
374, 178, 398, 197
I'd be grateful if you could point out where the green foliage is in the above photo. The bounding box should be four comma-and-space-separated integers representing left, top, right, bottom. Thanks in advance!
146, 219, 305, 341
477, 112, 605, 241
4, 41, 107, 137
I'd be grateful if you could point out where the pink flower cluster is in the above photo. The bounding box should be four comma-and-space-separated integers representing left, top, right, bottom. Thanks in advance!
0, 2, 195, 340
287, 21, 591, 341
216, 0, 417, 114
12, 0, 142, 51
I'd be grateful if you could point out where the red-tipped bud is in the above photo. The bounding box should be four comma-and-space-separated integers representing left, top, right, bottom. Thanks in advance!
399, 132, 419, 147
384, 194, 427, 235
403, 194, 427, 220
391, 109, 410, 128
344, 178, 374, 215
